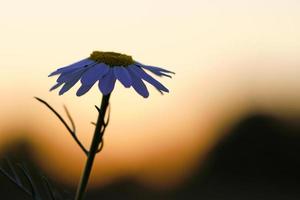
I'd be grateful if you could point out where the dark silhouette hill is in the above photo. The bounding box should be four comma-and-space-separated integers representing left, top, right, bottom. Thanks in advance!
178, 113, 300, 200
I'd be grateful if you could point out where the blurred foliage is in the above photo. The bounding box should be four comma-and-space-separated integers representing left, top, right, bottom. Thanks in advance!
0, 139, 71, 200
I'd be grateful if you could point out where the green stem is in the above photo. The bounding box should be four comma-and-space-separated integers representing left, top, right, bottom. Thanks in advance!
74, 94, 111, 200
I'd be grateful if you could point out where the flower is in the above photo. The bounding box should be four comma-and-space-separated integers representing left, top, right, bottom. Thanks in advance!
49, 51, 174, 98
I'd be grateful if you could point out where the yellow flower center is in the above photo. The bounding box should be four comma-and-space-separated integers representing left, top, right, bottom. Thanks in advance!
89, 51, 134, 67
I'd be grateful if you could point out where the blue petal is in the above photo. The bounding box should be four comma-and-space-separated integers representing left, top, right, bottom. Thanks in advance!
50, 82, 64, 91
98, 69, 117, 95
59, 71, 85, 95
135, 62, 175, 77
49, 58, 95, 76
76, 84, 94, 96
127, 68, 149, 98
81, 63, 109, 85
113, 66, 132, 88
140, 66, 172, 78
76, 64, 110, 96
57, 67, 87, 83
128, 65, 169, 93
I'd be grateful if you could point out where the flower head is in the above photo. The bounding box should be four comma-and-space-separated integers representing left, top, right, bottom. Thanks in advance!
49, 51, 174, 98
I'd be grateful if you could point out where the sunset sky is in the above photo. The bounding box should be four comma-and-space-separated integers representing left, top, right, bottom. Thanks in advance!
0, 0, 300, 189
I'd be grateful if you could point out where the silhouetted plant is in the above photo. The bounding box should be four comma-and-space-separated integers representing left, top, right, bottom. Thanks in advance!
1, 51, 174, 200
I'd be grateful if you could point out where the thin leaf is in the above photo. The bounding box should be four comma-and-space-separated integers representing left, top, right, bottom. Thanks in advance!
0, 165, 31, 196
42, 176, 56, 200
96, 139, 104, 153
18, 165, 42, 200
35, 97, 88, 156
6, 159, 22, 186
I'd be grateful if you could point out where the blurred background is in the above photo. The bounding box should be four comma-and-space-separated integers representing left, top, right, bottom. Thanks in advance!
0, 0, 300, 199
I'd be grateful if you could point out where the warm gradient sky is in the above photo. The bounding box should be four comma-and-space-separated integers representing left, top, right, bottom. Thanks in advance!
0, 0, 300, 190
